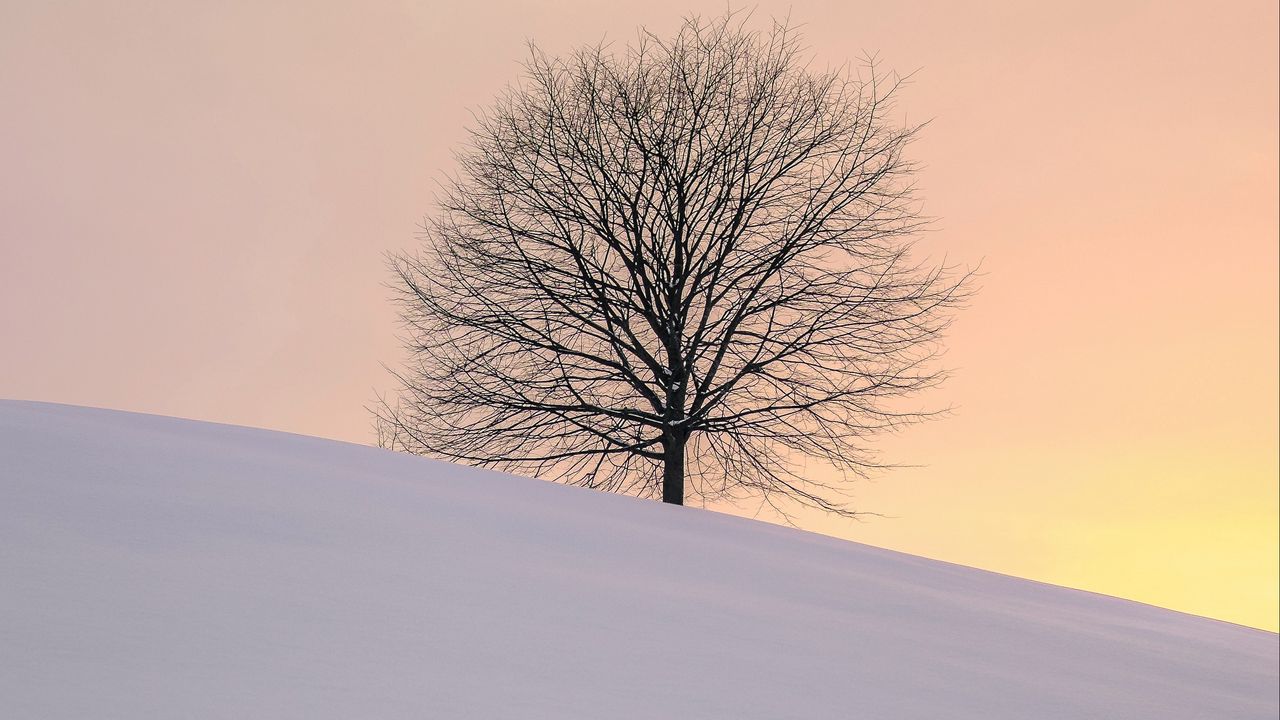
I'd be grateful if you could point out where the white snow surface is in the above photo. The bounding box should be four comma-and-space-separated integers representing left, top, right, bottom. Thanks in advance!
1, 400, 1276, 719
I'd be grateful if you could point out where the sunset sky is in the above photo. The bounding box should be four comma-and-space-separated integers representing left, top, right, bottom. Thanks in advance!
1, 0, 1276, 631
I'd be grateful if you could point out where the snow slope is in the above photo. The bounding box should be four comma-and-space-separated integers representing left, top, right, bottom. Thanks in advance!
1, 400, 1275, 719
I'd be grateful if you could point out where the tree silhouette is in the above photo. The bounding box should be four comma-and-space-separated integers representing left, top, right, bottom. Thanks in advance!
376, 14, 970, 517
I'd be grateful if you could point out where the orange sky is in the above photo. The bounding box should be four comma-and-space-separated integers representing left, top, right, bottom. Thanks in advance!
2, 1, 1276, 631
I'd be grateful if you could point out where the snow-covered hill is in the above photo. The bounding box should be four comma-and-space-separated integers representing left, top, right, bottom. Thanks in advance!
1, 400, 1275, 719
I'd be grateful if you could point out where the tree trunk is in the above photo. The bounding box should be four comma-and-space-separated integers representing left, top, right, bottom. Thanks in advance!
661, 432, 685, 506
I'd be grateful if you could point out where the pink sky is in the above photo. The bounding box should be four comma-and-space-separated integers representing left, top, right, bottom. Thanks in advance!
2, 0, 1276, 630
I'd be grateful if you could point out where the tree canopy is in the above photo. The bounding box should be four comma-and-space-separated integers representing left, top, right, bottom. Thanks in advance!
377, 14, 971, 517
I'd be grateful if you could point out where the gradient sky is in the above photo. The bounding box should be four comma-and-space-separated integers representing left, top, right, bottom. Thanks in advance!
2, 1, 1276, 631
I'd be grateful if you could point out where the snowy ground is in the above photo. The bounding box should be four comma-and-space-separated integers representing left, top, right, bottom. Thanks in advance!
1, 400, 1276, 719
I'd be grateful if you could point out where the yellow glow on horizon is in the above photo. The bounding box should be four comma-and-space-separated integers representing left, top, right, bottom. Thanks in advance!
740, 440, 1280, 632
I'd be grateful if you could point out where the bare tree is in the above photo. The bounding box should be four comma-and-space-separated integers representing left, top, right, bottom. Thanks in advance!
376, 13, 970, 517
